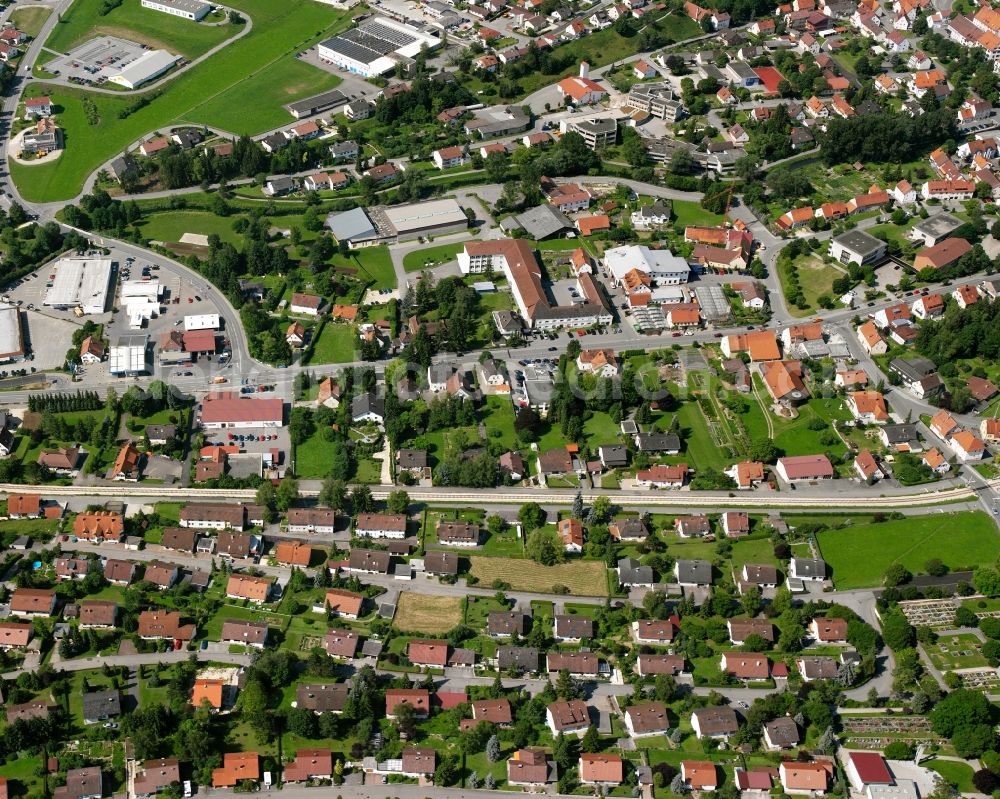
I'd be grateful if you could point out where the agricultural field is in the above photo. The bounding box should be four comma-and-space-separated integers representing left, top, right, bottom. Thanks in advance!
469, 556, 609, 596
816, 511, 1000, 589
394, 593, 464, 634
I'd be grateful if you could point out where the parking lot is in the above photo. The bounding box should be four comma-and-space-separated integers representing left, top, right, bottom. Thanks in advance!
102, 252, 232, 381
47, 35, 151, 85
2, 264, 109, 371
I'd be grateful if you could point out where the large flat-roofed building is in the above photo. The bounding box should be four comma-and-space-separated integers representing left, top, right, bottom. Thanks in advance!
140, 0, 210, 20
326, 207, 380, 248
286, 89, 348, 120
317, 18, 440, 78
829, 230, 887, 266
383, 199, 468, 240
560, 116, 618, 150
109, 335, 150, 376
184, 314, 220, 331
627, 83, 685, 122
0, 304, 25, 363
43, 257, 113, 314
107, 50, 181, 89
328, 200, 467, 246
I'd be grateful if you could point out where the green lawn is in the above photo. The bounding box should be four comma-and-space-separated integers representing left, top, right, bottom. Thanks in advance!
481, 396, 517, 451
295, 432, 332, 479
309, 323, 357, 364
671, 200, 724, 229
402, 242, 470, 273
44, 0, 236, 58
352, 246, 396, 290
926, 760, 975, 793
779, 255, 847, 318
139, 210, 243, 245
10, 6, 52, 37
14, 0, 359, 202
816, 511, 1000, 589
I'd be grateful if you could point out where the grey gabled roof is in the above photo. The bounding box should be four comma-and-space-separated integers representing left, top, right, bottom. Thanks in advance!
792, 557, 826, 578
675, 559, 712, 584
352, 392, 385, 419
82, 689, 121, 721
326, 207, 377, 243
882, 423, 919, 444
514, 204, 573, 240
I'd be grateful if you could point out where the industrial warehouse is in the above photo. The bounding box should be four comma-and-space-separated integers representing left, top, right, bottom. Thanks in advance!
316, 18, 440, 78
0, 303, 25, 363
326, 198, 468, 247
43, 257, 113, 315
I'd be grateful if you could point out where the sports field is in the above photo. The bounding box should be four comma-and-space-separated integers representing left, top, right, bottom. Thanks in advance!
816, 511, 1000, 589
394, 593, 463, 634
14, 0, 358, 202
469, 556, 609, 596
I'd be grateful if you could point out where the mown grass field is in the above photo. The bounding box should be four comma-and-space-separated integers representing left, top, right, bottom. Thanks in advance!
816, 511, 1000, 589
308, 323, 357, 364
394, 593, 463, 634
14, 0, 359, 202
138, 210, 243, 245
469, 556, 609, 596
403, 241, 470, 273
44, 0, 235, 58
10, 6, 52, 38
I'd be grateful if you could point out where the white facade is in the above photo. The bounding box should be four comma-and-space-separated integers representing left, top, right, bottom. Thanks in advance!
603, 245, 690, 285
140, 0, 210, 20
184, 314, 220, 331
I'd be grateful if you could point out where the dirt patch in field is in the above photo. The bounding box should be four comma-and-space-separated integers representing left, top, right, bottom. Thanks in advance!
393, 593, 463, 634
469, 556, 609, 596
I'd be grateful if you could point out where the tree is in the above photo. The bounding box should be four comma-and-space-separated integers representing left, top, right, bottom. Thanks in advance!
974, 567, 1000, 597
386, 490, 410, 515
255, 482, 276, 523
973, 770, 999, 794
747, 439, 778, 463
881, 609, 916, 651
930, 689, 992, 738
555, 668, 578, 699
526, 528, 564, 566
571, 492, 584, 520
275, 478, 299, 512
552, 732, 576, 772
486, 734, 501, 762
350, 485, 374, 514
581, 724, 600, 753
671, 774, 689, 795
319, 478, 347, 510
816, 726, 837, 754
394, 701, 417, 739
518, 503, 547, 532
884, 563, 912, 587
